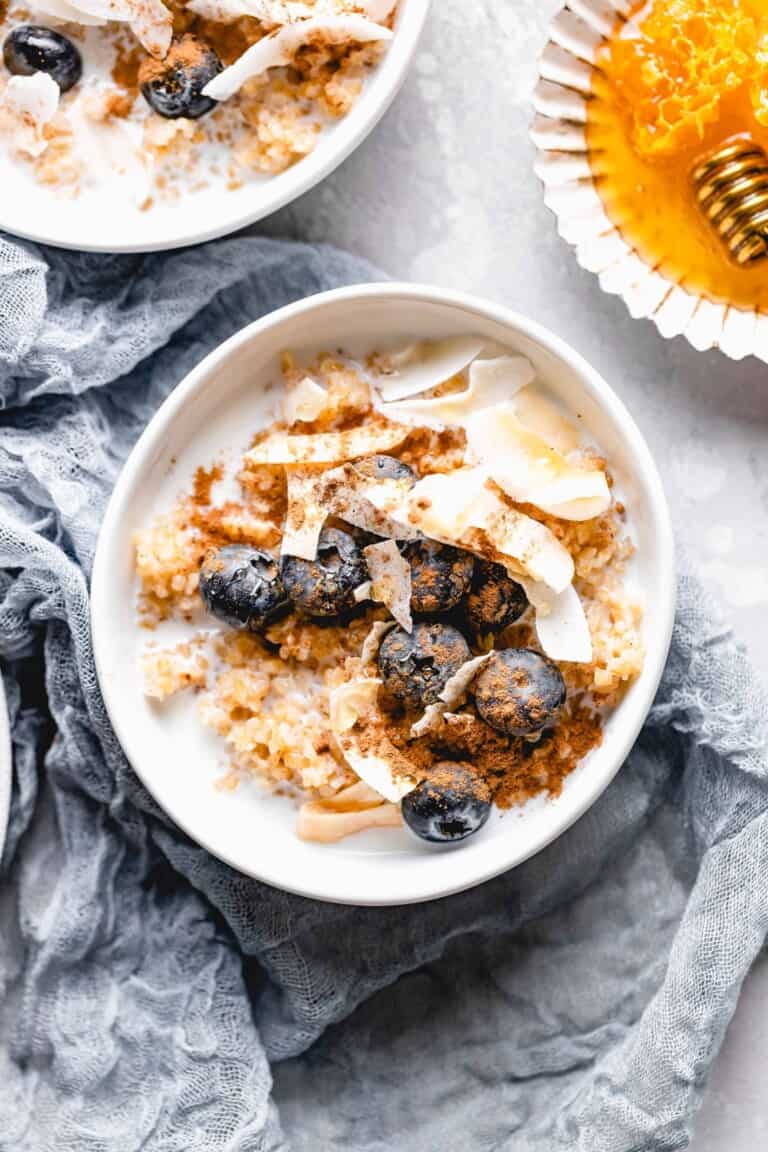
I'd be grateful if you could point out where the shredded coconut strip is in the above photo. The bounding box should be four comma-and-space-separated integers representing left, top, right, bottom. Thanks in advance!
203, 13, 393, 102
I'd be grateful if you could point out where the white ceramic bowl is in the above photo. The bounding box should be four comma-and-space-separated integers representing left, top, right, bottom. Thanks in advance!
91, 283, 675, 905
2, 0, 430, 253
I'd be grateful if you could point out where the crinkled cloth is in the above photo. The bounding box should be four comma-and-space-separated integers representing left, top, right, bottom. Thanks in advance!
0, 234, 767, 1152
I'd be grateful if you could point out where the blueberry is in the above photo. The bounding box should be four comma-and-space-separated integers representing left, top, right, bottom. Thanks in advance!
3, 25, 82, 93
377, 621, 470, 710
355, 455, 416, 484
281, 526, 367, 617
140, 36, 221, 120
465, 559, 529, 634
473, 648, 566, 736
400, 539, 474, 615
402, 762, 492, 844
199, 546, 289, 631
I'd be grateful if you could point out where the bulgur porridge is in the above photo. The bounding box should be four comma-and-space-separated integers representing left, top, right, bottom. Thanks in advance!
0, 0, 398, 206
135, 336, 644, 845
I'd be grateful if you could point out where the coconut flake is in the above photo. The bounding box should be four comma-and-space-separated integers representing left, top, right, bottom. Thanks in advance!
530, 583, 593, 664
379, 354, 535, 429
189, 0, 397, 21
401, 469, 574, 593
281, 463, 419, 560
467, 405, 611, 522
363, 540, 413, 632
0, 73, 59, 158
202, 13, 392, 101
360, 620, 396, 665
410, 653, 493, 738
329, 679, 417, 801
283, 375, 329, 424
246, 419, 409, 466
282, 468, 329, 560
374, 336, 486, 403
354, 581, 373, 605
297, 785, 403, 843
513, 387, 580, 454
34, 0, 173, 55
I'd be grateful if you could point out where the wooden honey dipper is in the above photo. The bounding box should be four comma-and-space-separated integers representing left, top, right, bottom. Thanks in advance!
691, 136, 768, 266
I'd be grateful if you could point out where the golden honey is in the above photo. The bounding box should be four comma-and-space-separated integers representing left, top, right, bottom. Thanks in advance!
586, 0, 768, 311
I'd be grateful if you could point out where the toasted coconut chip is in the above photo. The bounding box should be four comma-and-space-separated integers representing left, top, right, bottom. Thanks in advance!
330, 680, 417, 802
281, 464, 419, 561
379, 355, 534, 429
246, 419, 409, 466
401, 469, 574, 593
528, 583, 593, 664
202, 13, 392, 101
410, 653, 493, 738
363, 540, 413, 632
360, 620, 397, 665
283, 375, 329, 424
467, 406, 611, 522
282, 468, 330, 560
297, 796, 403, 843
374, 337, 485, 403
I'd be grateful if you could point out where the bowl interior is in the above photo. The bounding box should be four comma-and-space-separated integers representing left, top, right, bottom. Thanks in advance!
92, 286, 674, 905
0, 0, 429, 253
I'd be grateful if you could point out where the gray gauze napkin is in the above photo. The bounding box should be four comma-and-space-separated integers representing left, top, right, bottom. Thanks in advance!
1, 234, 767, 1152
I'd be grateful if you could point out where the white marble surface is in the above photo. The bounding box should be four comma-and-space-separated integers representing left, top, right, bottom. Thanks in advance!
267, 0, 768, 1145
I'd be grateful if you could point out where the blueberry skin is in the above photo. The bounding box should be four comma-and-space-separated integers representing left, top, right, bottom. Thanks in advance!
465, 559, 529, 634
281, 526, 368, 618
355, 455, 416, 484
473, 648, 566, 736
199, 546, 289, 631
402, 763, 492, 844
400, 538, 474, 615
4, 26, 82, 93
141, 37, 221, 120
377, 621, 470, 710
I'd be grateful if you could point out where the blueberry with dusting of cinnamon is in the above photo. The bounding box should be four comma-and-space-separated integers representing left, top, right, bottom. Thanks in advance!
465, 559, 529, 634
400, 538, 474, 615
378, 622, 470, 710
402, 762, 492, 844
355, 455, 416, 484
140, 35, 222, 120
199, 545, 289, 631
281, 526, 367, 617
473, 648, 566, 736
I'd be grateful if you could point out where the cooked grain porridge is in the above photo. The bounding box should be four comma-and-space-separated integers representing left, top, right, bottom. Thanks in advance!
0, 0, 398, 206
135, 337, 644, 845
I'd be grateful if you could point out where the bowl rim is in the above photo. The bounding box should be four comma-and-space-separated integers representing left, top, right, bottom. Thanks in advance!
0, 0, 431, 254
91, 282, 676, 905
